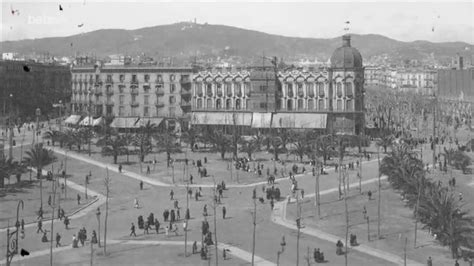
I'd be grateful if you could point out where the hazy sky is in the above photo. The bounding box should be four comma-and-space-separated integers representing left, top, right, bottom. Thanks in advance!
1, 0, 473, 44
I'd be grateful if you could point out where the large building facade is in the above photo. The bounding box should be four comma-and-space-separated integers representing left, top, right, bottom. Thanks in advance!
70, 64, 193, 130
191, 35, 365, 135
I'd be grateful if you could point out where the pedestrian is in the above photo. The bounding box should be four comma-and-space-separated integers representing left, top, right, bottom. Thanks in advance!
174, 200, 179, 209
140, 181, 143, 190
367, 190, 372, 200
21, 219, 25, 230
118, 164, 122, 173
77, 193, 81, 205
190, 174, 193, 184
56, 232, 61, 247
192, 241, 198, 254
170, 190, 174, 200
146, 166, 150, 175
455, 259, 459, 266
134, 198, 139, 208
363, 206, 367, 219
48, 195, 52, 206
195, 190, 199, 201
270, 198, 274, 210
427, 256, 433, 266
301, 189, 304, 199
64, 216, 70, 229
37, 219, 43, 233
170, 209, 175, 223
37, 207, 43, 220
144, 221, 149, 234
42, 231, 49, 243
203, 204, 208, 217
165, 225, 169, 237
222, 206, 227, 219
183, 220, 187, 231
155, 219, 160, 234
130, 223, 137, 237
176, 208, 181, 221
91, 230, 98, 244
173, 223, 179, 236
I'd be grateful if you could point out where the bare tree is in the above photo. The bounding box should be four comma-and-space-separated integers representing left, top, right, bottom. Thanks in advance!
103, 168, 111, 255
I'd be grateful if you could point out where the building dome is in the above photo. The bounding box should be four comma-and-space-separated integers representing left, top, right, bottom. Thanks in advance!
330, 35, 363, 69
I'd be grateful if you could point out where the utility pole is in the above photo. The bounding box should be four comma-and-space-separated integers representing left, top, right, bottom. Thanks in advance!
185, 182, 189, 257
212, 178, 218, 266
414, 182, 422, 248
343, 169, 349, 266
251, 194, 257, 266
432, 93, 437, 168
296, 195, 301, 266
50, 173, 58, 266
377, 145, 381, 239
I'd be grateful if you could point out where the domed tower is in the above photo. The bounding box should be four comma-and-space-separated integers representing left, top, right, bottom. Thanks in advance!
328, 35, 365, 135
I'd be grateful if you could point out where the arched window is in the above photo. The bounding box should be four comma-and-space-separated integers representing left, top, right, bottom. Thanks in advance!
346, 99, 353, 111
197, 98, 203, 109
216, 84, 223, 97
226, 99, 232, 110
317, 82, 325, 97
225, 83, 232, 97
206, 83, 213, 97
287, 99, 293, 110
308, 99, 314, 110
318, 99, 324, 110
297, 99, 304, 110
337, 99, 342, 111
216, 99, 222, 110
236, 99, 241, 110
336, 82, 342, 97
196, 83, 203, 96
276, 99, 282, 110
287, 84, 294, 97
235, 83, 242, 97
345, 82, 353, 97
297, 83, 304, 97
206, 98, 213, 109
306, 83, 314, 97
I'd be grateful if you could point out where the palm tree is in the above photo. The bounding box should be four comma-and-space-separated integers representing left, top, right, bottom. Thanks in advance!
377, 134, 394, 153
96, 135, 128, 164
291, 138, 310, 162
132, 134, 152, 163
239, 136, 261, 160
155, 131, 180, 166
0, 157, 20, 188
315, 135, 335, 165
208, 130, 231, 159
23, 143, 56, 179
270, 136, 285, 161
181, 126, 199, 152
43, 130, 62, 146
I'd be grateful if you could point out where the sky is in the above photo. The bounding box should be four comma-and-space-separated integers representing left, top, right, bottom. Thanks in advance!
1, 0, 473, 44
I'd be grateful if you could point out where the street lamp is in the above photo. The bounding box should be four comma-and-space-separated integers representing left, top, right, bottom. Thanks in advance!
277, 235, 286, 266
88, 89, 92, 157
96, 207, 101, 247
14, 200, 24, 255
8, 94, 14, 160
6, 200, 24, 266
35, 108, 41, 145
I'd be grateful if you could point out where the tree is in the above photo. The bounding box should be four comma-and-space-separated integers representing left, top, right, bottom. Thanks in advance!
315, 135, 335, 165
23, 143, 55, 179
181, 126, 199, 151
132, 134, 152, 163
43, 130, 62, 146
270, 136, 285, 161
376, 134, 394, 153
96, 135, 128, 164
155, 131, 180, 166
239, 136, 261, 160
103, 169, 111, 255
291, 138, 310, 162
0, 157, 20, 188
208, 130, 231, 159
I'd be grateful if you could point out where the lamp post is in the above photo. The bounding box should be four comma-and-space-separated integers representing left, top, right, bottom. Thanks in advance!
276, 235, 286, 266
88, 89, 92, 157
14, 200, 24, 255
8, 94, 13, 160
35, 108, 41, 145
96, 208, 101, 247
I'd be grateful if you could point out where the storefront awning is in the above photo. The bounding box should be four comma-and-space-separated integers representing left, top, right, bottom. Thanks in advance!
251, 113, 272, 128
92, 117, 104, 126
110, 117, 140, 128
191, 112, 252, 126
271, 113, 327, 129
137, 117, 164, 127
64, 115, 82, 125
79, 116, 94, 126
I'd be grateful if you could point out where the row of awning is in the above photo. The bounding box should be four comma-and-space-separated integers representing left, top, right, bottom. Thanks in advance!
191, 112, 327, 129
64, 115, 103, 126
110, 117, 164, 128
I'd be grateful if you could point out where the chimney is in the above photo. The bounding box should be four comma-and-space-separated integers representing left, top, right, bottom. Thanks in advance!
342, 35, 351, 47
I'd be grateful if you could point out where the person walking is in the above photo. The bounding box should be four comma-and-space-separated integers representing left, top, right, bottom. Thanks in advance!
144, 221, 149, 234
155, 219, 160, 234
56, 232, 61, 247
64, 216, 70, 229
170, 190, 174, 200
77, 193, 81, 205
37, 219, 44, 233
134, 198, 139, 208
427, 256, 433, 266
146, 166, 150, 175
118, 164, 122, 173
130, 223, 137, 237
140, 181, 143, 190
222, 206, 227, 219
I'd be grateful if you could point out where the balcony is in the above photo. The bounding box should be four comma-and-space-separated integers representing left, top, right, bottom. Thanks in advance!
106, 89, 114, 96
130, 102, 139, 107
143, 85, 151, 93
180, 89, 192, 97
117, 80, 125, 85
156, 89, 165, 96
94, 89, 103, 96
180, 101, 191, 107
155, 101, 165, 108
130, 88, 139, 95
131, 80, 139, 86
105, 79, 114, 85
105, 100, 114, 106
180, 77, 191, 84
143, 81, 150, 87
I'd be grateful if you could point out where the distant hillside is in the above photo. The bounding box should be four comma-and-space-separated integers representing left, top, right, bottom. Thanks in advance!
1, 22, 473, 64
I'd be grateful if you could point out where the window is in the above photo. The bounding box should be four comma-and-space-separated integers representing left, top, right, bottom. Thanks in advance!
346, 99, 353, 111
170, 74, 175, 81
119, 95, 124, 104
157, 75, 163, 83
317, 83, 325, 97
120, 75, 125, 82
297, 83, 304, 97
216, 99, 222, 110
132, 95, 136, 102
318, 99, 325, 110
119, 106, 125, 116
287, 99, 293, 110
336, 83, 342, 97
107, 75, 112, 82
337, 99, 342, 111
297, 99, 304, 110
306, 83, 314, 97
223, 83, 231, 96
119, 85, 124, 93
95, 75, 100, 82
259, 85, 268, 92
216, 84, 223, 97
308, 99, 314, 110
169, 96, 176, 104
131, 106, 138, 116
236, 99, 241, 110
170, 84, 176, 93
345, 82, 353, 97
206, 84, 213, 96
196, 83, 203, 96
258, 102, 266, 109
246, 99, 250, 110
132, 75, 137, 83
287, 84, 294, 97
197, 98, 203, 109
144, 74, 150, 82
235, 83, 242, 96
144, 95, 149, 105
144, 107, 149, 117
244, 82, 251, 96
276, 99, 282, 110
226, 99, 232, 110
207, 98, 213, 109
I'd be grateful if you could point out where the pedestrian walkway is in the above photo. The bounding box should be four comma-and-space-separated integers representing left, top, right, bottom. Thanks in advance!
0, 168, 105, 233
0, 239, 275, 266
50, 146, 380, 189
271, 175, 423, 266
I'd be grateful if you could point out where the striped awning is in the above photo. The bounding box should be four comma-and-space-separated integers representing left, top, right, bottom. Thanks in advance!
191, 112, 252, 126
64, 115, 82, 125
92, 117, 104, 126
79, 116, 94, 126
271, 113, 327, 129
251, 113, 272, 128
137, 117, 164, 127
110, 117, 140, 128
